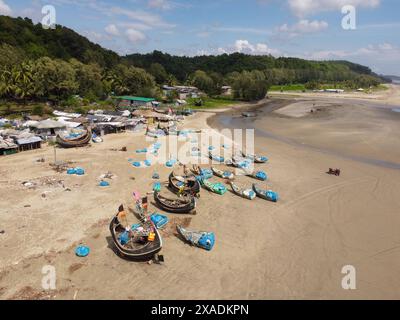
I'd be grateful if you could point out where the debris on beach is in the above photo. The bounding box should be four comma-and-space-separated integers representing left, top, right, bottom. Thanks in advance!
67, 167, 85, 175
150, 213, 169, 229
49, 161, 74, 173
75, 245, 90, 257
98, 172, 117, 180
153, 182, 161, 192
327, 168, 341, 176
99, 180, 110, 187
22, 181, 37, 189
22, 177, 65, 190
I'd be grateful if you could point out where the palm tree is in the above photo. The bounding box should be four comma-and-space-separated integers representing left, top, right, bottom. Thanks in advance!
12, 61, 35, 101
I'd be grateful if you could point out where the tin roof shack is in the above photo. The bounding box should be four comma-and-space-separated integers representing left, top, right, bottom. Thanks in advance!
94, 122, 126, 135
16, 136, 42, 152
0, 137, 18, 156
31, 119, 67, 139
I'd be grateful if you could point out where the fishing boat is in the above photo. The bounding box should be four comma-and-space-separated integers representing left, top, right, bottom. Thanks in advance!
246, 170, 268, 181
56, 129, 91, 148
154, 192, 197, 214
229, 181, 256, 200
176, 225, 215, 251
201, 178, 227, 195
109, 206, 163, 261
209, 151, 225, 163
242, 152, 268, 163
191, 165, 213, 180
252, 184, 279, 202
226, 155, 252, 169
168, 171, 201, 196
146, 128, 165, 138
211, 167, 234, 180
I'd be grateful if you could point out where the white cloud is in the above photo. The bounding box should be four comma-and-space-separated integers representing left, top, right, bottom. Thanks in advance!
125, 28, 147, 44
110, 7, 175, 29
276, 19, 328, 38
82, 30, 106, 42
0, 0, 12, 16
304, 43, 400, 62
218, 40, 280, 56
288, 0, 380, 17
105, 24, 120, 36
148, 0, 172, 10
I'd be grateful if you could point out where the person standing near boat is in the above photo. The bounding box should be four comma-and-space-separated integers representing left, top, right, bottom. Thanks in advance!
117, 205, 129, 229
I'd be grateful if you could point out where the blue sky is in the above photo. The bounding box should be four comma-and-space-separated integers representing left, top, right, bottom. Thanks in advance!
1, 0, 400, 75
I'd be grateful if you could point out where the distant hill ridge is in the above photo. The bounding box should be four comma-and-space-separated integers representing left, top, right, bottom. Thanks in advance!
0, 15, 385, 84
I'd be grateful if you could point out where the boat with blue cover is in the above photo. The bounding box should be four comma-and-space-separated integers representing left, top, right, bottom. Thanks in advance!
252, 184, 279, 202
211, 167, 234, 180
229, 181, 256, 200
177, 225, 215, 251
109, 205, 163, 261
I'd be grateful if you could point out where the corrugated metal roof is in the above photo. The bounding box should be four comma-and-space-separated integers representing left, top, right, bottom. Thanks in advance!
17, 136, 42, 145
115, 96, 156, 102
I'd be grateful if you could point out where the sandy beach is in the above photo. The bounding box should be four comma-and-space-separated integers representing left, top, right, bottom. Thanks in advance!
1, 86, 400, 300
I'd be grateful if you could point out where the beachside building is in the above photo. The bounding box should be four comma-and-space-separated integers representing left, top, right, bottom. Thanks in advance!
221, 86, 232, 96
31, 119, 66, 138
114, 96, 156, 110
16, 136, 42, 152
162, 85, 200, 100
0, 137, 18, 156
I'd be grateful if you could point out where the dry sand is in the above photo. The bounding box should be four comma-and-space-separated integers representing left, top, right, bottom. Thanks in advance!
270, 83, 400, 106
1, 87, 400, 300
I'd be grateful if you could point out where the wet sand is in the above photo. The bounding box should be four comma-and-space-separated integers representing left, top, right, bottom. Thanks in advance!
1, 91, 400, 299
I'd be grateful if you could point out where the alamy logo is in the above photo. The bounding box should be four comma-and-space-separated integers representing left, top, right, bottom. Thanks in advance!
41, 5, 56, 30
341, 265, 356, 290
342, 5, 357, 30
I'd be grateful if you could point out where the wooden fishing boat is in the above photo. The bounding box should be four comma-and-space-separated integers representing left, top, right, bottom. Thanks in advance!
252, 184, 279, 202
109, 207, 163, 261
246, 170, 268, 181
176, 225, 215, 251
229, 181, 256, 200
201, 179, 227, 195
168, 171, 201, 196
211, 167, 234, 180
226, 155, 252, 169
241, 152, 268, 163
154, 192, 197, 214
209, 151, 225, 163
56, 129, 91, 148
190, 165, 213, 180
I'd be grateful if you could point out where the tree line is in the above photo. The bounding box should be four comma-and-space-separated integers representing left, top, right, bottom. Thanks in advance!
0, 15, 386, 106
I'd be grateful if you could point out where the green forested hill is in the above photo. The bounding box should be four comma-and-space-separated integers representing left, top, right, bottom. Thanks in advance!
124, 50, 380, 84
0, 15, 385, 106
0, 15, 120, 68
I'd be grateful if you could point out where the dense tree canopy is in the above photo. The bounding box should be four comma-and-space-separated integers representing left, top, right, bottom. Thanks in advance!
0, 15, 386, 105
